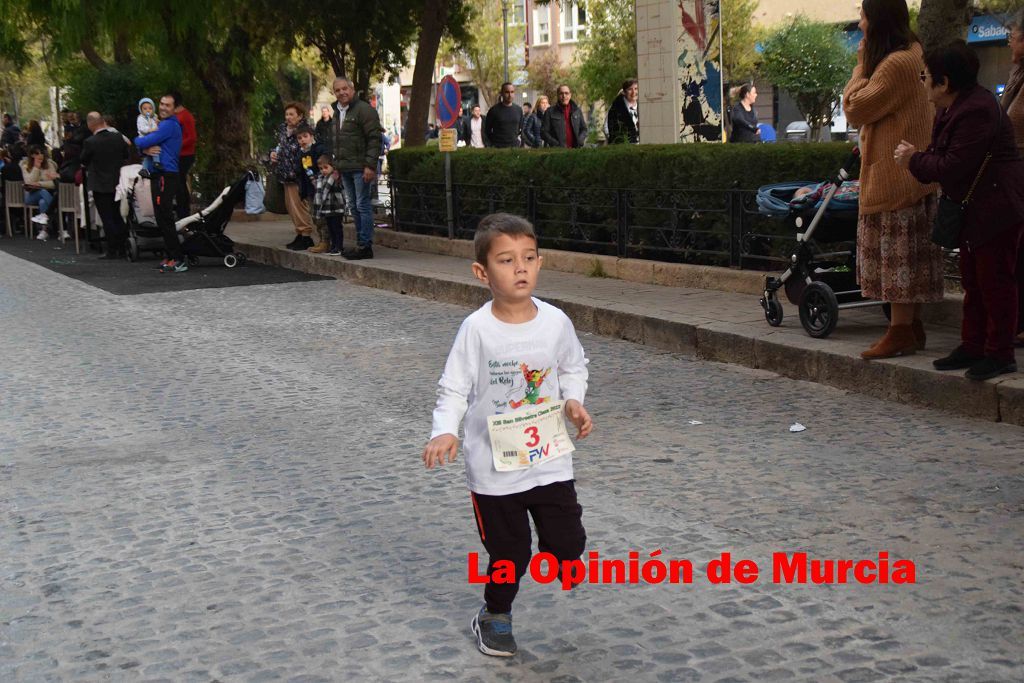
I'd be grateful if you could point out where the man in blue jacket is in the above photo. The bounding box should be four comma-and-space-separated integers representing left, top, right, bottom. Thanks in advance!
134, 93, 185, 272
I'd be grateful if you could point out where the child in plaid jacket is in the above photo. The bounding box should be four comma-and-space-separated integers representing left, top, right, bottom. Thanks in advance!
312, 154, 347, 255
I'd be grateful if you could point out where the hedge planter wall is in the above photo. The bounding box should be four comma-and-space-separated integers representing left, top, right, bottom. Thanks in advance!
388, 143, 857, 268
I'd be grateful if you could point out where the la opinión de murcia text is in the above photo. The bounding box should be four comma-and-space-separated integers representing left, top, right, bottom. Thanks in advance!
468, 551, 917, 589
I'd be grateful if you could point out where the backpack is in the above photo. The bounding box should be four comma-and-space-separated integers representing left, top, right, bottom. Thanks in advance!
245, 171, 266, 215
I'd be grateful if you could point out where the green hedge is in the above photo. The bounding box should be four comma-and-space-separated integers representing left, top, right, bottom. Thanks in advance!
387, 143, 858, 267
387, 143, 856, 191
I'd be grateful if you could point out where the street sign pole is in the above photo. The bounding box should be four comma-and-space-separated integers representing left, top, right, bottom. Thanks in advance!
435, 75, 462, 241
502, 0, 510, 83
445, 152, 454, 239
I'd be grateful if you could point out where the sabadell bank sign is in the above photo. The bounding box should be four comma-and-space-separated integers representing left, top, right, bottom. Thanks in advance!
970, 16, 1010, 43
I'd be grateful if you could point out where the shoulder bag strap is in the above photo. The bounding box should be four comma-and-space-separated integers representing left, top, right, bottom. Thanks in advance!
962, 94, 1005, 207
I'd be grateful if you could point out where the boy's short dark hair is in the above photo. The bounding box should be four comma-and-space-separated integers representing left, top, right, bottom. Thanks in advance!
316, 154, 334, 166
295, 124, 314, 138
474, 213, 538, 265
923, 40, 979, 92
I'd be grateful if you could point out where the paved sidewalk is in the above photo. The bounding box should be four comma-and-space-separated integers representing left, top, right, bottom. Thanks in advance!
227, 219, 1024, 427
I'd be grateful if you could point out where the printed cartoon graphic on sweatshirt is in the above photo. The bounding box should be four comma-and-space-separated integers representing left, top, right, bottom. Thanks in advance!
488, 360, 553, 409
509, 364, 551, 409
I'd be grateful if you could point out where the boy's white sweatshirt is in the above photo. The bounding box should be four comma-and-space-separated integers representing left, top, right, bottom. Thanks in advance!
431, 298, 589, 495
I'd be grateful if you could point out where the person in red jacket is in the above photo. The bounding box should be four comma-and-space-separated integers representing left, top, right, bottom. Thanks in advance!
173, 90, 197, 220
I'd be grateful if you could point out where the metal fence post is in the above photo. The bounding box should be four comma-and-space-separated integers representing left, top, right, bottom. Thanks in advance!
444, 153, 455, 239
616, 189, 628, 258
390, 176, 401, 231
527, 180, 537, 225
451, 182, 460, 239
728, 190, 741, 268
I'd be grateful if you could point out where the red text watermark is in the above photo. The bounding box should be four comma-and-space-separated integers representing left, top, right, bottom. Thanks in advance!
468, 551, 916, 589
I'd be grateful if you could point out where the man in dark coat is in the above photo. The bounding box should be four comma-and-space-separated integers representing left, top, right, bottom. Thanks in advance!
541, 85, 587, 148
80, 111, 130, 258
484, 82, 523, 148
322, 77, 384, 259
2, 113, 21, 147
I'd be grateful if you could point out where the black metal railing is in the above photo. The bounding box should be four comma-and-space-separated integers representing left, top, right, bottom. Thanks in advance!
392, 179, 813, 270
391, 178, 964, 283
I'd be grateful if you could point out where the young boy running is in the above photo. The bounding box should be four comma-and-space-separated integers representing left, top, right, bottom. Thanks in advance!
422, 213, 593, 657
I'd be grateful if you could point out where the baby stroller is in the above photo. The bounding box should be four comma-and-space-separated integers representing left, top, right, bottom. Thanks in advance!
123, 166, 166, 261
757, 148, 889, 338
176, 171, 254, 268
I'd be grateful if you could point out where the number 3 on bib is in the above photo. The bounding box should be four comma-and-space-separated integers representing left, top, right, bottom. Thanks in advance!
487, 401, 576, 472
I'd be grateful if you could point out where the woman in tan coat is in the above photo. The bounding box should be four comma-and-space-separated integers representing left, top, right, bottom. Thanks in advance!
843, 0, 943, 359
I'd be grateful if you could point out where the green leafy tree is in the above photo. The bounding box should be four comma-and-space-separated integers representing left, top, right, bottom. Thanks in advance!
526, 48, 572, 101
759, 17, 855, 141
0, 0, 295, 179
461, 0, 526, 107
721, 0, 763, 83
258, 0, 422, 96
0, 54, 52, 122
574, 0, 637, 105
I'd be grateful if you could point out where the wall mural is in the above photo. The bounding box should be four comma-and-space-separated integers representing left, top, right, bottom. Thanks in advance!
677, 0, 723, 142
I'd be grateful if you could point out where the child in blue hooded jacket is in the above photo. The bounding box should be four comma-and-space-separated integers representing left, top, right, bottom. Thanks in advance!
137, 98, 161, 174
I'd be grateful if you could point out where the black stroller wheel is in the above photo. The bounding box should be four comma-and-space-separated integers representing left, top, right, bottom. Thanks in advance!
764, 298, 784, 327
187, 255, 199, 267
799, 282, 839, 338
223, 253, 238, 268
126, 237, 139, 262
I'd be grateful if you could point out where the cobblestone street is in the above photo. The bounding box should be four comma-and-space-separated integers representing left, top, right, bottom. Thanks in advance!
2, 250, 1023, 682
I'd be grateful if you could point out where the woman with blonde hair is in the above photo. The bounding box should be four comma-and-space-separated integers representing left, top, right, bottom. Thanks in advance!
843, 0, 943, 359
523, 95, 549, 148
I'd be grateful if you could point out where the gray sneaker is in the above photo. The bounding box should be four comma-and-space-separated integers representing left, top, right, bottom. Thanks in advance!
470, 606, 517, 657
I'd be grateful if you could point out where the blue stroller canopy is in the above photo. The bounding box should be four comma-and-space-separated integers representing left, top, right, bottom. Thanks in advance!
756, 180, 860, 217
756, 181, 819, 217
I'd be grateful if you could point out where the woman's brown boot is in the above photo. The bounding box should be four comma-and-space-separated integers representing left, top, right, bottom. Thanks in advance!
861, 325, 918, 359
912, 319, 926, 351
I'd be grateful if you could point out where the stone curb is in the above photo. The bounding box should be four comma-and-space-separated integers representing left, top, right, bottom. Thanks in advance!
240, 214, 965, 325
235, 238, 1024, 427
370, 226, 966, 327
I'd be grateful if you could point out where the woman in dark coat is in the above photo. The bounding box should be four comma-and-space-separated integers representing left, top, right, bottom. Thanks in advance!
896, 40, 1024, 380
25, 120, 46, 148
729, 85, 760, 143
1002, 10, 1024, 347
606, 79, 639, 144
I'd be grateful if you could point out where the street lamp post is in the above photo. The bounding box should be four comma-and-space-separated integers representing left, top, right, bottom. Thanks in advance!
501, 0, 510, 84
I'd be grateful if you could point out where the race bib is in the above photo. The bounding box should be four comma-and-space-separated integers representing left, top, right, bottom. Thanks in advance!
487, 401, 576, 472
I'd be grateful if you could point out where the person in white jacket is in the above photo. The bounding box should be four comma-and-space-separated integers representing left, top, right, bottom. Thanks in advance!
20, 146, 63, 240
422, 213, 593, 658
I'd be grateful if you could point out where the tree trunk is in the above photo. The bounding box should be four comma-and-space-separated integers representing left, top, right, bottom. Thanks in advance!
206, 80, 253, 181
352, 40, 372, 100
918, 0, 972, 52
272, 65, 298, 107
406, 0, 450, 147
113, 30, 132, 64
315, 37, 347, 79
190, 30, 258, 183
80, 37, 108, 69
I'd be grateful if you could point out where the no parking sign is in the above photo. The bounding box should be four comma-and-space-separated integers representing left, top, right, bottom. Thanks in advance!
435, 75, 462, 129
